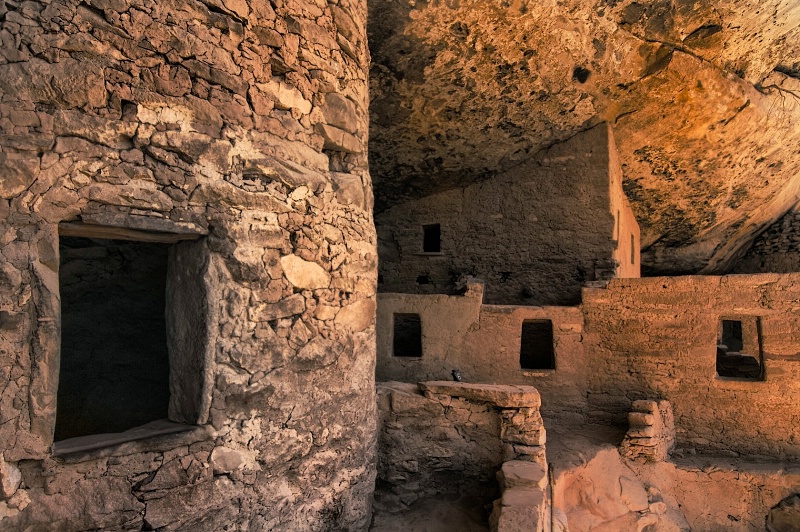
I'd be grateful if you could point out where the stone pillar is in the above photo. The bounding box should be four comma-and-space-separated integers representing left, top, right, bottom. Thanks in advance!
0, 0, 376, 529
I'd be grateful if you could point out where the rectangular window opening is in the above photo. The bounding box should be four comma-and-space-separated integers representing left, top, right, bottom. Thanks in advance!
393, 313, 423, 357
422, 224, 441, 253
630, 234, 635, 265
56, 236, 171, 441
716, 317, 763, 380
53, 223, 211, 453
520, 319, 555, 370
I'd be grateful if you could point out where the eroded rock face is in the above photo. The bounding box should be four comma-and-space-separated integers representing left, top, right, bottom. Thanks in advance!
369, 0, 800, 274
0, 0, 377, 529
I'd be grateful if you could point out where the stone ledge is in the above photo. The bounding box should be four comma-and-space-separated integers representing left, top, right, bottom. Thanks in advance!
52, 420, 214, 462
419, 382, 541, 408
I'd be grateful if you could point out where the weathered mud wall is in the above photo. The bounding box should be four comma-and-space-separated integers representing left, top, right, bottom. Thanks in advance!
375, 123, 636, 306
377, 273, 800, 458
376, 285, 587, 424
584, 274, 800, 459
0, 0, 377, 529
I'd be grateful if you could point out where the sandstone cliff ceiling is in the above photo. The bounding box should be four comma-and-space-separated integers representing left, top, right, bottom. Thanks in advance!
368, 0, 800, 274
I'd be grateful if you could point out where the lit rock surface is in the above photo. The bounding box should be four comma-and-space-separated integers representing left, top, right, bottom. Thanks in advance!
369, 0, 800, 274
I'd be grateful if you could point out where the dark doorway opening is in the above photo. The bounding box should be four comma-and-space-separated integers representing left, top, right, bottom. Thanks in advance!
422, 224, 441, 253
393, 313, 423, 357
520, 320, 555, 370
56, 237, 171, 441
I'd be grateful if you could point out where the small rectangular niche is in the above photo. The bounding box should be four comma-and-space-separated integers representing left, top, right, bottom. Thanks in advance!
716, 317, 763, 380
393, 313, 423, 357
422, 224, 441, 253
520, 320, 555, 370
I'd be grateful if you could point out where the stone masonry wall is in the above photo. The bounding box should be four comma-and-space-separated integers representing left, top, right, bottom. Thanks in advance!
376, 284, 588, 425
731, 207, 800, 273
375, 123, 633, 306
584, 274, 800, 459
375, 381, 546, 525
377, 273, 800, 459
0, 0, 377, 529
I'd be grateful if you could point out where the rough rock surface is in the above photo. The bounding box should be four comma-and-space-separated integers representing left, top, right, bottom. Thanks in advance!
732, 207, 800, 273
0, 0, 377, 529
369, 0, 800, 274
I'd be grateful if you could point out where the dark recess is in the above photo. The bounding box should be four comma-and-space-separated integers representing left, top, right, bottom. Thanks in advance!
393, 313, 423, 357
423, 223, 441, 252
56, 237, 171, 441
520, 320, 555, 370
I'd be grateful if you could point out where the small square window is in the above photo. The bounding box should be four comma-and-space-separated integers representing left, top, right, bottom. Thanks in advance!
393, 313, 423, 357
422, 224, 441, 253
520, 320, 555, 370
716, 317, 763, 380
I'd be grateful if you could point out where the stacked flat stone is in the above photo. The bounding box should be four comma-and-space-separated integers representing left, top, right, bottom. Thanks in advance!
490, 460, 548, 532
619, 400, 675, 462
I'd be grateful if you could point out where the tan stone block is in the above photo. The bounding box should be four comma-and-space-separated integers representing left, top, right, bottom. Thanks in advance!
334, 298, 375, 332
498, 460, 547, 490
419, 382, 541, 409
315, 123, 362, 153
280, 254, 330, 289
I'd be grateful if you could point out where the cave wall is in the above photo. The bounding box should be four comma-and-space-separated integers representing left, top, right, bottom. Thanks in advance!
0, 0, 378, 529
368, 0, 800, 275
375, 123, 638, 306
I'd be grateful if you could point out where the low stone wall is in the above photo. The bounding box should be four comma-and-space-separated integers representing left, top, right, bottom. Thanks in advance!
376, 381, 547, 528
619, 400, 675, 463
490, 460, 548, 532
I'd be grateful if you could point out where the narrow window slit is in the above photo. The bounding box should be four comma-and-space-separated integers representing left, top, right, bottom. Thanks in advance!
716, 317, 763, 380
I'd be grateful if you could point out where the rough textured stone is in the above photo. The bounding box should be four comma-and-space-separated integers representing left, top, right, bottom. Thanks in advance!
420, 382, 541, 409
369, 0, 800, 274
0, 0, 377, 529
0, 456, 20, 500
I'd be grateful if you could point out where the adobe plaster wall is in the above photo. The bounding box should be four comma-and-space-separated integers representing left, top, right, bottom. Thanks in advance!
377, 273, 800, 459
376, 284, 588, 424
0, 0, 377, 529
375, 123, 637, 306
584, 274, 800, 459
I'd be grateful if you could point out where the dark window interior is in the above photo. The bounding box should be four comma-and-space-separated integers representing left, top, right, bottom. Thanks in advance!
393, 313, 423, 357
56, 237, 171, 441
422, 224, 441, 253
716, 318, 762, 380
520, 319, 555, 370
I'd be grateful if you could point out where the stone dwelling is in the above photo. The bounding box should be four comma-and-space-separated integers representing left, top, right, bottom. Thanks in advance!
2, 0, 800, 531
376, 123, 640, 306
